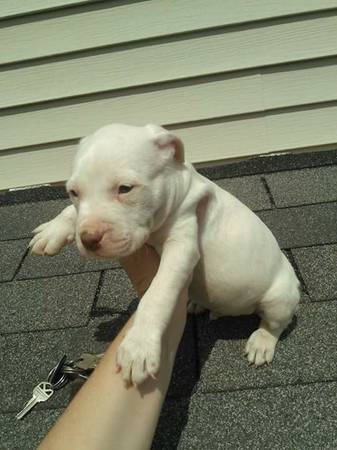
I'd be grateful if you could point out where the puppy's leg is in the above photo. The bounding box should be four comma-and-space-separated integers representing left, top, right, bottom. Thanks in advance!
245, 259, 300, 367
29, 205, 77, 256
117, 215, 200, 386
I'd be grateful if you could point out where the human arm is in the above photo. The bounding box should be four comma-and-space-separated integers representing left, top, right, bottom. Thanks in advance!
38, 245, 188, 450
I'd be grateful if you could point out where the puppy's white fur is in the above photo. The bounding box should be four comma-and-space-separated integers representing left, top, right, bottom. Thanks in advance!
30, 124, 300, 385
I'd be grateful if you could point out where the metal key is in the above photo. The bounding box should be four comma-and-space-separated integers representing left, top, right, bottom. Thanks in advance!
75, 352, 103, 371
61, 353, 104, 380
16, 382, 54, 420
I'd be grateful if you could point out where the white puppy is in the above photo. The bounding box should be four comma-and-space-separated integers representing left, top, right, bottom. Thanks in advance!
29, 124, 300, 385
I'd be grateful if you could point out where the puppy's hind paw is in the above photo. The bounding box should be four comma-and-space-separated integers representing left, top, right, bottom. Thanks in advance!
244, 328, 277, 367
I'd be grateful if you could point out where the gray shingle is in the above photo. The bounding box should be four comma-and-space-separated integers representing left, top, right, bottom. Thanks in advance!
18, 244, 118, 279
282, 251, 309, 302
195, 302, 337, 393
95, 268, 138, 314
199, 148, 337, 180
4, 378, 337, 450
265, 166, 337, 207
299, 291, 310, 302
0, 409, 63, 450
0, 199, 69, 240
168, 316, 198, 398
153, 382, 337, 450
0, 185, 67, 206
215, 175, 271, 211
152, 397, 189, 450
0, 239, 28, 282
0, 273, 100, 333
292, 244, 337, 301
258, 203, 337, 248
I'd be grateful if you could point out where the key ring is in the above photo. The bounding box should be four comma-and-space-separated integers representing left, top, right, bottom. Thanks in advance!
48, 355, 70, 390
61, 365, 90, 379
47, 353, 101, 390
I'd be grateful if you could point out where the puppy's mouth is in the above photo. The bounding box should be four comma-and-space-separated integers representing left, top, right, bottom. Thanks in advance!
77, 235, 149, 259
78, 238, 130, 259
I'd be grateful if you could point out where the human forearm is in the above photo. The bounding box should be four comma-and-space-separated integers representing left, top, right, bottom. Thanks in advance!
38, 246, 188, 450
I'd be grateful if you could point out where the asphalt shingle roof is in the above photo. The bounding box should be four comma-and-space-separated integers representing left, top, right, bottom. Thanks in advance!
1, 149, 337, 449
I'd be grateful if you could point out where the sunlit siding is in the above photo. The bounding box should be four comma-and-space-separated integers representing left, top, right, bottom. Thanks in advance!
1, 0, 337, 189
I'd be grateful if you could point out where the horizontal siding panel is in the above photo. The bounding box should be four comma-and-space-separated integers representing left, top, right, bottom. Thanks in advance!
267, 105, 337, 151
0, 0, 101, 19
0, 144, 75, 190
178, 117, 268, 161
0, 74, 263, 150
263, 60, 337, 109
178, 104, 337, 159
1, 14, 337, 108
2, 60, 337, 151
2, 0, 337, 64
2, 105, 337, 190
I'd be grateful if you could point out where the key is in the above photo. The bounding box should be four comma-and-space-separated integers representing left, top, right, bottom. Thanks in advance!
60, 353, 103, 380
75, 352, 103, 371
16, 382, 54, 420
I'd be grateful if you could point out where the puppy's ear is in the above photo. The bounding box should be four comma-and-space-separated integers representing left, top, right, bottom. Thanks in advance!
146, 124, 184, 164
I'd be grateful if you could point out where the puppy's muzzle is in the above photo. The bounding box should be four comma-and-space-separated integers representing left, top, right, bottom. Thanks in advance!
80, 229, 105, 251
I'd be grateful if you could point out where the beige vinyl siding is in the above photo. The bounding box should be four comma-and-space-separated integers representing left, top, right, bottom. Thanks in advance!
3, 0, 337, 64
0, 0, 101, 19
3, 104, 337, 190
1, 1, 337, 190
1, 0, 337, 21
2, 60, 337, 151
3, 13, 337, 109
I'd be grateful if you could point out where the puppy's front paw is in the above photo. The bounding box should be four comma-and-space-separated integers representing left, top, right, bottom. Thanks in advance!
116, 326, 161, 385
244, 328, 277, 367
29, 217, 74, 256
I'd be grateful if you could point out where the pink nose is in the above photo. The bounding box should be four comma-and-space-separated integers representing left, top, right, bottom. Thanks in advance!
80, 229, 105, 251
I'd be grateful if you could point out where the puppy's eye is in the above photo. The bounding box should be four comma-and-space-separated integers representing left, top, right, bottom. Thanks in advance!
69, 189, 78, 198
118, 185, 133, 194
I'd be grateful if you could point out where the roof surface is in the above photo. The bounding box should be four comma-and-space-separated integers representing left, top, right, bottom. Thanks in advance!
1, 149, 337, 449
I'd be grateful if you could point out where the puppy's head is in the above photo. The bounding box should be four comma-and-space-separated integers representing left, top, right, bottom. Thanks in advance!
66, 123, 184, 258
